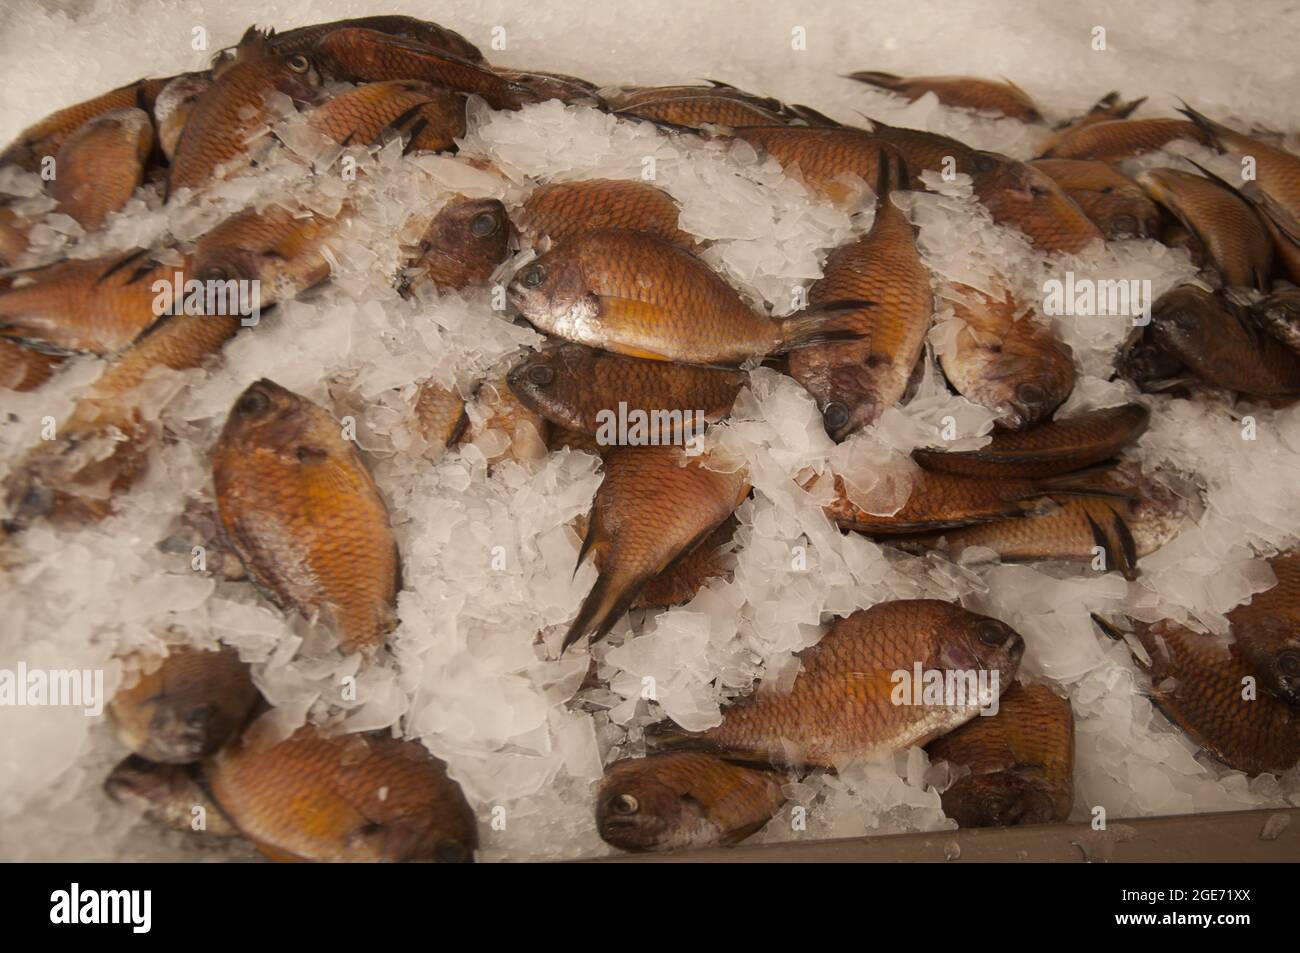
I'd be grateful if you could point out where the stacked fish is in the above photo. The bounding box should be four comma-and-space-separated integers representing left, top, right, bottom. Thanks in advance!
1, 15, 1297, 861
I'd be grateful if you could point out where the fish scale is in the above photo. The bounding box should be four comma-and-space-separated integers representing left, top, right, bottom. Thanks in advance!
518, 179, 695, 248
1036, 118, 1208, 160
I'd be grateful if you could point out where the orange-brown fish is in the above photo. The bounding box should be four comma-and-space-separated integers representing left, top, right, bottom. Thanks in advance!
0, 249, 188, 355
822, 466, 1125, 536
411, 379, 468, 458
110, 643, 258, 763
192, 202, 339, 305
49, 108, 153, 230
731, 126, 896, 204
847, 72, 1042, 122
1093, 565, 1300, 776
312, 28, 533, 111
268, 14, 485, 63
206, 726, 478, 862
938, 283, 1076, 430
1131, 285, 1300, 398
212, 380, 400, 654
105, 755, 241, 837
462, 366, 550, 464
564, 445, 749, 652
1136, 167, 1272, 290
403, 196, 509, 292
909, 473, 1189, 578
634, 516, 736, 609
506, 343, 744, 440
1179, 104, 1300, 228
1035, 117, 1208, 161
494, 69, 601, 107
1047, 91, 1146, 135
167, 28, 323, 198
926, 682, 1074, 827
650, 600, 1025, 768
912, 403, 1150, 478
517, 179, 695, 249
0, 77, 169, 172
1030, 158, 1161, 239
789, 152, 932, 439
3, 311, 246, 529
0, 338, 62, 390
548, 425, 608, 457
603, 82, 801, 129
508, 228, 864, 365
306, 80, 466, 151
596, 752, 785, 851
154, 73, 213, 161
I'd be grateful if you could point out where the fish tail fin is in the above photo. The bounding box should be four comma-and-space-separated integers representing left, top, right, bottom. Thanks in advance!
774, 299, 873, 354
560, 560, 644, 654
874, 145, 910, 200
1112, 95, 1147, 119
1089, 612, 1155, 668
845, 71, 904, 91
1030, 465, 1137, 500
1089, 92, 1120, 113
1176, 101, 1230, 149
786, 103, 842, 128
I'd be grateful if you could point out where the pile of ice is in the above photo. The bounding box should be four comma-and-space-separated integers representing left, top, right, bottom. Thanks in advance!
1, 0, 1299, 862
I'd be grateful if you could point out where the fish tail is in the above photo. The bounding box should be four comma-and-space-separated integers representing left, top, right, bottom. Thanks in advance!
874, 144, 910, 199
1175, 101, 1230, 149
1029, 465, 1137, 501
774, 299, 872, 354
786, 103, 841, 128
560, 561, 644, 653
845, 71, 905, 91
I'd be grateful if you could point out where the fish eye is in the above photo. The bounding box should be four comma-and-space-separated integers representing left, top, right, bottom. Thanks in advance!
434, 839, 471, 863
971, 154, 997, 173
185, 706, 213, 729
296, 446, 329, 464
526, 364, 555, 386
520, 265, 545, 288
236, 388, 271, 417
1015, 382, 1046, 408
822, 402, 850, 430
286, 54, 311, 74
198, 266, 230, 284
976, 620, 1009, 645
1278, 651, 1300, 678
1029, 185, 1049, 198
611, 794, 640, 815
470, 211, 501, 238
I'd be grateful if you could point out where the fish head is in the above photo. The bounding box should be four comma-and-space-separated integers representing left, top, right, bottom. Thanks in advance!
1148, 284, 1221, 356
506, 246, 599, 341
104, 755, 197, 824
219, 379, 339, 462
940, 612, 1025, 687
1236, 623, 1300, 706
943, 768, 1060, 827
976, 159, 1103, 253
415, 197, 511, 289
1088, 187, 1162, 240
226, 27, 323, 104
505, 343, 592, 425
596, 773, 710, 852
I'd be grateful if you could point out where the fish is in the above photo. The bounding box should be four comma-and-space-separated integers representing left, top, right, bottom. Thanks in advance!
2, 311, 246, 529
167, 27, 323, 198
548, 425, 608, 457
1045, 91, 1146, 135
312, 28, 534, 111
104, 756, 240, 838
516, 178, 696, 249
109, 643, 258, 764
912, 403, 1150, 478
462, 366, 550, 464
788, 151, 933, 439
212, 379, 400, 655
153, 73, 214, 162
506, 343, 744, 440
649, 600, 1025, 768
507, 228, 866, 365
403, 196, 510, 292
633, 516, 736, 609
1247, 286, 1300, 355
564, 445, 750, 652
192, 201, 338, 304
1135, 285, 1300, 398
0, 338, 62, 390
926, 682, 1074, 827
267, 14, 485, 63
411, 380, 468, 459
846, 72, 1042, 122
822, 465, 1128, 536
1093, 571, 1300, 776
1179, 104, 1300, 228
1034, 117, 1208, 161
306, 80, 466, 151
0, 77, 169, 172
1030, 158, 1161, 239
494, 69, 602, 107
49, 107, 153, 230
1136, 167, 1273, 290
603, 82, 802, 129
595, 752, 786, 852
0, 249, 189, 355
1228, 551, 1300, 706
205, 726, 479, 862
0, 204, 32, 268
907, 471, 1190, 578
731, 126, 898, 204
938, 283, 1076, 430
